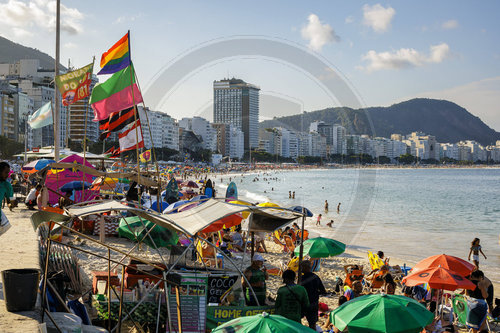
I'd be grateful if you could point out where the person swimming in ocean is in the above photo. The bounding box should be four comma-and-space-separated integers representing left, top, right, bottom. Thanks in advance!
324, 200, 329, 212
326, 220, 334, 228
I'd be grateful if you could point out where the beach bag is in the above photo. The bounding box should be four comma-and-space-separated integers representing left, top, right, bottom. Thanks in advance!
0, 210, 12, 236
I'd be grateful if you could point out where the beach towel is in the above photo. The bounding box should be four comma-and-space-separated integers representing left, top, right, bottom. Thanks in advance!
466, 297, 488, 329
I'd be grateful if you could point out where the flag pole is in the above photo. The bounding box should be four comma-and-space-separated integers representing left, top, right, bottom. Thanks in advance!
132, 70, 163, 208
127, 31, 141, 190
54, 0, 61, 161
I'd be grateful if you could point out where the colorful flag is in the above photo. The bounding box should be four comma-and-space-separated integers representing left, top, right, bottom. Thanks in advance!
99, 106, 136, 140
139, 150, 152, 163
28, 102, 53, 129
55, 62, 94, 106
89, 65, 143, 121
119, 120, 144, 152
98, 32, 131, 75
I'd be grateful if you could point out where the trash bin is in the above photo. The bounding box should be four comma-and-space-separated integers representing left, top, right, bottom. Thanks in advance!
2, 268, 40, 312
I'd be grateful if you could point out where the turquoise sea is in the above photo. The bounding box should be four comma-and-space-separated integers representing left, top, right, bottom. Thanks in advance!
216, 168, 500, 282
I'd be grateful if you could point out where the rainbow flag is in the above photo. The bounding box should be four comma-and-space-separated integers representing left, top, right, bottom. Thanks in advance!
89, 64, 143, 121
98, 32, 131, 75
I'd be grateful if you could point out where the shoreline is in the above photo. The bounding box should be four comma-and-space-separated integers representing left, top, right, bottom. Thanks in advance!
215, 170, 500, 286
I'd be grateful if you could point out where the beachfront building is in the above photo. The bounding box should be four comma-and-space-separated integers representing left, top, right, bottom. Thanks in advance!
0, 81, 33, 143
213, 78, 260, 152
461, 140, 487, 162
1, 59, 68, 149
139, 107, 179, 151
440, 143, 460, 161
229, 125, 244, 160
179, 116, 216, 152
68, 75, 99, 143
404, 132, 439, 160
486, 144, 500, 162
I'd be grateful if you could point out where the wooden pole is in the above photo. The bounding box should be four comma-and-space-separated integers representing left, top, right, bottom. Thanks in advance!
117, 265, 125, 333
175, 286, 182, 333
107, 248, 111, 331
54, 0, 60, 161
41, 237, 52, 323
297, 208, 306, 283
250, 231, 255, 260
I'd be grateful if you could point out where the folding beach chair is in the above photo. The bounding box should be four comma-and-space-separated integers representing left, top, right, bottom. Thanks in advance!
344, 269, 364, 289
367, 251, 385, 270
311, 258, 323, 272
273, 235, 287, 252
283, 235, 295, 253
452, 294, 467, 327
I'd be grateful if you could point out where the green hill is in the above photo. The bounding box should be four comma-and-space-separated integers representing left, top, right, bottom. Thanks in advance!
0, 35, 66, 70
260, 98, 500, 146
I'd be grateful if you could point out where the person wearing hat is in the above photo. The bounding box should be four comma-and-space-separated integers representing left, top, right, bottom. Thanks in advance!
242, 254, 268, 305
275, 269, 310, 323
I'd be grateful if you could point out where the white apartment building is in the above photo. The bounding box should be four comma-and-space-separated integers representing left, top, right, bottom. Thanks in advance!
139, 107, 179, 151
179, 116, 216, 151
229, 125, 244, 160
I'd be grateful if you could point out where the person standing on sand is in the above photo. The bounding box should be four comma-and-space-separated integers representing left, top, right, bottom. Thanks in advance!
316, 214, 322, 226
243, 255, 268, 306
275, 269, 309, 323
0, 162, 16, 235
292, 191, 295, 199
289, 191, 291, 198
300, 261, 327, 330
337, 202, 341, 214
324, 200, 329, 212
468, 238, 487, 268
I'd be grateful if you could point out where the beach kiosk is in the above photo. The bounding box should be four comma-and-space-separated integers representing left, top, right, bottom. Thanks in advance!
32, 197, 301, 332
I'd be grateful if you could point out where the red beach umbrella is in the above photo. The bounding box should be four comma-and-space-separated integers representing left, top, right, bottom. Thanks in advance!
411, 254, 475, 277
403, 266, 476, 291
201, 213, 244, 233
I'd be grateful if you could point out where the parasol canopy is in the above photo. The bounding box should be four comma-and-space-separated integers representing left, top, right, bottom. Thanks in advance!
402, 266, 476, 291
294, 237, 345, 258
22, 159, 55, 174
117, 216, 178, 248
289, 206, 313, 217
59, 181, 91, 192
410, 254, 475, 277
180, 180, 199, 188
211, 312, 316, 333
330, 293, 434, 333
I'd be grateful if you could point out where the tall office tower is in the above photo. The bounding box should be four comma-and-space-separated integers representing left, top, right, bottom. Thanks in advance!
213, 78, 259, 152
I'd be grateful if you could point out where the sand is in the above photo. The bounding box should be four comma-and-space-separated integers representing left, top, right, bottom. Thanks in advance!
0, 207, 41, 333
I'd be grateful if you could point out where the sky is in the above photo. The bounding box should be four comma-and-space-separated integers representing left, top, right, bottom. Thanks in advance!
1, 0, 499, 131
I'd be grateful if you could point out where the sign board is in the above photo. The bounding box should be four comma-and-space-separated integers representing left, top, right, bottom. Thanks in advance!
167, 273, 208, 333
206, 305, 275, 331
32, 147, 39, 152
207, 274, 238, 304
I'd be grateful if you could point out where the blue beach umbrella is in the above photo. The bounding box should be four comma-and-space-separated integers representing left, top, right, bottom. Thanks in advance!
289, 205, 313, 217
150, 201, 169, 213
190, 195, 209, 202
162, 200, 190, 214
60, 181, 91, 192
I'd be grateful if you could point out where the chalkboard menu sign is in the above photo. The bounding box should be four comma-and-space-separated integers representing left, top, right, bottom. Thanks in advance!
207, 275, 239, 304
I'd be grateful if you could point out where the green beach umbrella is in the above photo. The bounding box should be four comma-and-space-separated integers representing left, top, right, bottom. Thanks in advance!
211, 312, 316, 333
117, 216, 179, 249
330, 294, 434, 333
294, 236, 346, 258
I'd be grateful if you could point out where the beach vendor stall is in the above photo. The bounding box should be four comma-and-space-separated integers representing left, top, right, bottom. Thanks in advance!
31, 197, 303, 332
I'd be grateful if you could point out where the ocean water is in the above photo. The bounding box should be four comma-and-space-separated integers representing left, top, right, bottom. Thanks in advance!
216, 168, 500, 282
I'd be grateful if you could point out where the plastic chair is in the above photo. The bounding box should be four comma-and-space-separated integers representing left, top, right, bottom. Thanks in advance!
344, 270, 364, 288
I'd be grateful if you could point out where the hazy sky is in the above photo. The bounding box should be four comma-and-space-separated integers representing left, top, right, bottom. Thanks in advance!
1, 0, 499, 130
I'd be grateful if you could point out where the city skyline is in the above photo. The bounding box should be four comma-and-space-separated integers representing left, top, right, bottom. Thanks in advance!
0, 1, 499, 131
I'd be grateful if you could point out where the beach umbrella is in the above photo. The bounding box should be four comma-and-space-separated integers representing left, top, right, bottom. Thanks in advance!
181, 180, 199, 188
190, 195, 209, 202
410, 254, 475, 277
163, 200, 190, 214
257, 202, 280, 208
294, 237, 345, 258
117, 216, 178, 248
228, 200, 252, 219
402, 266, 476, 291
150, 201, 169, 213
59, 181, 91, 192
22, 159, 55, 173
289, 206, 313, 217
211, 312, 316, 333
330, 294, 433, 333
201, 213, 244, 233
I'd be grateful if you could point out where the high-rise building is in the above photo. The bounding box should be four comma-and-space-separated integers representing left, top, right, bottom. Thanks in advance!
139, 107, 179, 151
213, 78, 260, 152
68, 75, 99, 143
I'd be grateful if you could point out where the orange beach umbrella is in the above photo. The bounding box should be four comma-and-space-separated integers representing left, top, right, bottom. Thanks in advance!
411, 254, 475, 277
403, 266, 476, 291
